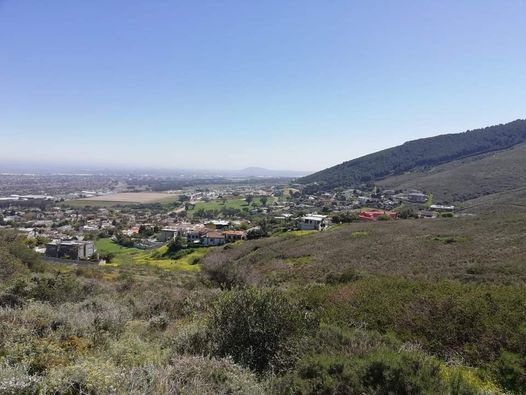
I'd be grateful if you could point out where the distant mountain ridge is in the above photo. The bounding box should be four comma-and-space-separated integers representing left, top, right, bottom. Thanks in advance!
298, 119, 526, 191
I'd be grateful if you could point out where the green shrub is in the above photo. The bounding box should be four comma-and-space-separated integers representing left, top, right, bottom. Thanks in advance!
272, 349, 480, 394
300, 278, 526, 368
206, 288, 307, 373
109, 335, 169, 367
325, 267, 361, 284
201, 257, 248, 289
360, 350, 446, 393
492, 351, 526, 392
3, 273, 94, 305
40, 357, 121, 394
397, 206, 418, 219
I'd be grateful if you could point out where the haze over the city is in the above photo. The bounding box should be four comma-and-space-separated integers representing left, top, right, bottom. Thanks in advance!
1, 0, 525, 171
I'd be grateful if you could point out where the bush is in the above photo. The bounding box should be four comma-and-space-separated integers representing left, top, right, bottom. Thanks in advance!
272, 349, 480, 394
397, 206, 418, 219
0, 363, 40, 395
98, 251, 115, 263
302, 278, 526, 367
206, 288, 307, 373
109, 335, 169, 367
0, 231, 42, 282
325, 267, 361, 284
200, 256, 248, 290
40, 357, 121, 394
492, 351, 526, 392
1, 273, 93, 305
121, 356, 264, 394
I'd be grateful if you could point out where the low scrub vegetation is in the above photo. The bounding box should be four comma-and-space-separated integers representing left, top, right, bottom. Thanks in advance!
1, 213, 526, 393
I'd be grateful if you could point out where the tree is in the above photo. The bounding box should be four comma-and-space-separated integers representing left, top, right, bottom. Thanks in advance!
166, 235, 185, 256
178, 194, 190, 202
397, 206, 417, 219
260, 196, 268, 206
245, 196, 254, 205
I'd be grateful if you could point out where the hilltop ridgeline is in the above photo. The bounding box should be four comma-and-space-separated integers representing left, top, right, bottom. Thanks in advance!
298, 119, 526, 190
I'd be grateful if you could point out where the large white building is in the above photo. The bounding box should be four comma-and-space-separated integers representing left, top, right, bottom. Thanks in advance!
298, 214, 329, 231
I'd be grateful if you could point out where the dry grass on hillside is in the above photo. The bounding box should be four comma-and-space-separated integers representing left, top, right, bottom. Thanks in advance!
378, 143, 526, 203
202, 214, 526, 285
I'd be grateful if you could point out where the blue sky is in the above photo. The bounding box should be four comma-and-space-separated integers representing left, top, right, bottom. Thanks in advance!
1, 1, 525, 171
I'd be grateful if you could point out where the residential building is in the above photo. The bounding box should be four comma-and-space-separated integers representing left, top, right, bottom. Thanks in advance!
299, 214, 329, 231
208, 220, 231, 230
359, 210, 397, 221
223, 230, 247, 242
430, 204, 455, 212
45, 240, 95, 260
202, 231, 225, 246
159, 227, 178, 242
407, 193, 428, 203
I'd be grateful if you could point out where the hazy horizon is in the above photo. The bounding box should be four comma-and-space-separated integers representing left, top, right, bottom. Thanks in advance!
0, 159, 313, 175
1, 1, 525, 171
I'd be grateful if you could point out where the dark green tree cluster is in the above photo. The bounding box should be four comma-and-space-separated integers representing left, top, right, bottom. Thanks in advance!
300, 119, 526, 191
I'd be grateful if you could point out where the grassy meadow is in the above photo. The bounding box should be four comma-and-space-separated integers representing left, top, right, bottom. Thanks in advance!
95, 238, 204, 272
187, 196, 271, 216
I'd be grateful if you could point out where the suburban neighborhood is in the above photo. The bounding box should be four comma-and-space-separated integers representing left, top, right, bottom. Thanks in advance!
0, 172, 457, 264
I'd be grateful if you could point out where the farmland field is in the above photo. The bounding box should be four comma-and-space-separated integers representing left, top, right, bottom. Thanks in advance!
65, 192, 181, 207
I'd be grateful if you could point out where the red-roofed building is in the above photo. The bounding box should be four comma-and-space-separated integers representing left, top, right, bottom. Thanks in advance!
359, 210, 397, 221
223, 230, 247, 242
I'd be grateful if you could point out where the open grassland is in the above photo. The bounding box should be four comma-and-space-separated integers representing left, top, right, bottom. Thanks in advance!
95, 238, 203, 272
461, 187, 526, 214
201, 213, 526, 286
187, 196, 271, 216
65, 192, 181, 207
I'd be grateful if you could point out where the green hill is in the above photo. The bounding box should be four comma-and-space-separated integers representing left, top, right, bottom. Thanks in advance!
298, 119, 526, 191
377, 142, 526, 203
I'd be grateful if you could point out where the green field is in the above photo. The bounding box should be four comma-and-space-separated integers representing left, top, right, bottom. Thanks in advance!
187, 197, 271, 216
95, 238, 204, 271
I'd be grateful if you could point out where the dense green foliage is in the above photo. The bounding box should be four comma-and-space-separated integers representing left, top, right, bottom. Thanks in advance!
206, 288, 308, 373
299, 119, 526, 191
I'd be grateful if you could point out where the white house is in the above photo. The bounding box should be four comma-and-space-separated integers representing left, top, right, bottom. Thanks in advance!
298, 214, 329, 231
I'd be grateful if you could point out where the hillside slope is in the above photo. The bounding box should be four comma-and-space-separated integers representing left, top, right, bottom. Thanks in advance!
377, 142, 526, 203
460, 187, 526, 214
299, 119, 526, 190
201, 213, 526, 287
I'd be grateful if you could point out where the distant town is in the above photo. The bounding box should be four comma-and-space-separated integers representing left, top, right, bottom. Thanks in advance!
0, 172, 455, 263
